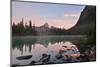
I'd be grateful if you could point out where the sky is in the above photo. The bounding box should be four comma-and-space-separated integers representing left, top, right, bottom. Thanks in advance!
12, 1, 85, 29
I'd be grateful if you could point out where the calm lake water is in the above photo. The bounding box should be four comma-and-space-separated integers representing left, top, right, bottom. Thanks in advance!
11, 35, 96, 65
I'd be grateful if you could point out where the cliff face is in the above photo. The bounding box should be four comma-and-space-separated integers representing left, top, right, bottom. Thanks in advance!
67, 6, 96, 35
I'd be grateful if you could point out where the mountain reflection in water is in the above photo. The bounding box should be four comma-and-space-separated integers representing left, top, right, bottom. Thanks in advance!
12, 41, 80, 65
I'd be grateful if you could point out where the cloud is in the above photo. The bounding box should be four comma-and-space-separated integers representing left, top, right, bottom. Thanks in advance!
64, 13, 81, 17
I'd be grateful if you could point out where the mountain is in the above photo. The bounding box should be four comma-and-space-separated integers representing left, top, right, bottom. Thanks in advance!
67, 6, 96, 35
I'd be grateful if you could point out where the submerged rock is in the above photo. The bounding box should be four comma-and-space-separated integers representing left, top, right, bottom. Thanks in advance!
55, 54, 63, 60
30, 60, 37, 65
39, 53, 51, 63
16, 55, 32, 60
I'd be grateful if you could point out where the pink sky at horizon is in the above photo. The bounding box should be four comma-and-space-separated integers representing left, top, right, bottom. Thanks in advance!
12, 14, 80, 29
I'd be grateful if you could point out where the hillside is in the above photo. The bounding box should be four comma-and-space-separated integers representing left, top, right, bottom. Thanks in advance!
67, 6, 96, 35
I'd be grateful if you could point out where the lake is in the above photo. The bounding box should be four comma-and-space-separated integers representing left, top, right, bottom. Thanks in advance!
11, 35, 96, 66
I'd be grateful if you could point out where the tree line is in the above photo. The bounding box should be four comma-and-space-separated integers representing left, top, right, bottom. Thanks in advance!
12, 18, 69, 36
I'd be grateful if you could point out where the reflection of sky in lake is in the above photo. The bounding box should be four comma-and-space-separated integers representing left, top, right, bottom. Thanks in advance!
11, 41, 80, 65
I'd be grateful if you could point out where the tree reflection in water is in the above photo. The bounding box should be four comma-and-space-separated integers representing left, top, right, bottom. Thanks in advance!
12, 41, 81, 65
